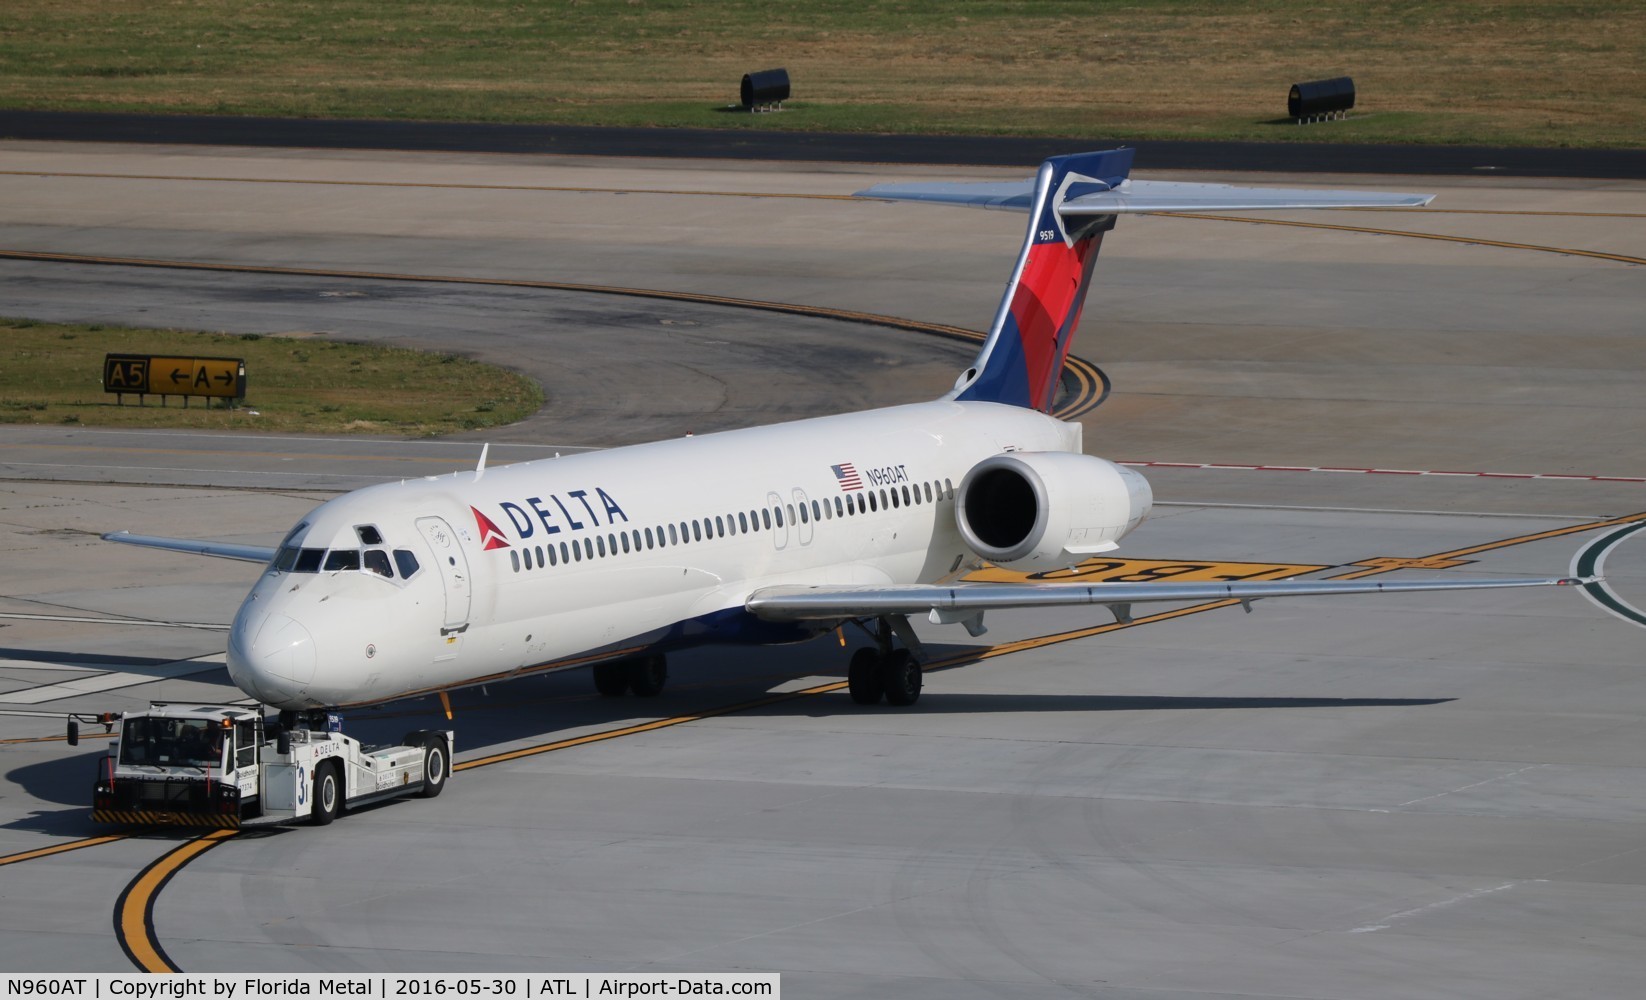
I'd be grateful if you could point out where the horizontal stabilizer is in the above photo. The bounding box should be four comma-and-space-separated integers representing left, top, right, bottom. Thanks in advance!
747, 575, 1586, 622
102, 530, 276, 564
856, 177, 1434, 214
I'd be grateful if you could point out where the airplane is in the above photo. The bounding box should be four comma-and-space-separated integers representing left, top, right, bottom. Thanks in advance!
103, 148, 1588, 717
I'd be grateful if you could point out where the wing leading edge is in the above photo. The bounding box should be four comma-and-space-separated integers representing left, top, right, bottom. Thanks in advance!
102, 530, 277, 564
748, 576, 1588, 624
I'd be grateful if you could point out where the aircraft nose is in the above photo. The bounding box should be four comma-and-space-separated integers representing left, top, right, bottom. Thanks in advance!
226, 609, 317, 707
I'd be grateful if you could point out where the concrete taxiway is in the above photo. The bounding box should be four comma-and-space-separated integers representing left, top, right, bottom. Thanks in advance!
1, 140, 1644, 998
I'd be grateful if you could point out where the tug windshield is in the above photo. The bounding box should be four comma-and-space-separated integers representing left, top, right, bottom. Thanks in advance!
118, 716, 226, 769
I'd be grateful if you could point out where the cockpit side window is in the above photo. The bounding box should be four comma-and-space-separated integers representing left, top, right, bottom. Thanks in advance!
273, 547, 300, 573
363, 549, 393, 577
393, 549, 421, 579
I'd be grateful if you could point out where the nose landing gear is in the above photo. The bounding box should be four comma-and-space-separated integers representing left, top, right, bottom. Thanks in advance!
846, 615, 925, 707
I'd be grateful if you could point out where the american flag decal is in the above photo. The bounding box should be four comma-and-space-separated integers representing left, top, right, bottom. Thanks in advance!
831, 462, 863, 491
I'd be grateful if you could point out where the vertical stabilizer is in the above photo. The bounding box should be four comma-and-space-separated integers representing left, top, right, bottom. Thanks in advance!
953, 148, 1133, 412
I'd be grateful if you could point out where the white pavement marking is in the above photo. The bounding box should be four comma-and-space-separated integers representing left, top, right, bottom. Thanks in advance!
1350, 881, 1537, 933
0, 654, 224, 704
0, 612, 228, 630
1122, 461, 1646, 483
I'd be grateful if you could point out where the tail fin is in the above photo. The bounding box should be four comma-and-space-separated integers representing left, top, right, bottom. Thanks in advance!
856, 148, 1435, 414
954, 148, 1133, 412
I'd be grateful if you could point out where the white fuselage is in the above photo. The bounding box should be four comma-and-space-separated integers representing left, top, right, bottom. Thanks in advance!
227, 400, 1088, 708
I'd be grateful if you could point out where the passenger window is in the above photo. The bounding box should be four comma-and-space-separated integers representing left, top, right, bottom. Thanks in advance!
738, 512, 748, 533
523, 548, 534, 570
902, 486, 911, 507
510, 550, 521, 573
559, 542, 569, 564
393, 549, 420, 578
645, 527, 655, 549
621, 532, 631, 554
355, 525, 383, 546
811, 500, 821, 521
834, 497, 843, 518
761, 509, 772, 529
868, 492, 878, 513
715, 516, 725, 537
597, 536, 607, 558
924, 482, 933, 503
689, 520, 700, 542
294, 548, 325, 573
323, 549, 361, 572
799, 503, 809, 524
583, 538, 594, 561
363, 550, 393, 577
668, 524, 678, 546
786, 503, 795, 525
538, 545, 547, 567
890, 488, 900, 509
548, 544, 558, 566
573, 541, 582, 562
945, 478, 953, 498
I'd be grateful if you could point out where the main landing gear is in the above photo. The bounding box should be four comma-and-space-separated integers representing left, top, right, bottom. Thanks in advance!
847, 616, 925, 707
592, 654, 669, 698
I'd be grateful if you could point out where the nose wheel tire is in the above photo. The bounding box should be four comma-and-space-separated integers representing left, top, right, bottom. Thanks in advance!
310, 761, 342, 826
848, 648, 885, 705
879, 649, 923, 706
419, 736, 448, 799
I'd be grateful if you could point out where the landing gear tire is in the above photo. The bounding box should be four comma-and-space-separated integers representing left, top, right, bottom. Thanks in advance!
848, 648, 885, 705
419, 736, 448, 799
310, 761, 342, 826
880, 649, 922, 707
626, 655, 668, 697
593, 663, 629, 697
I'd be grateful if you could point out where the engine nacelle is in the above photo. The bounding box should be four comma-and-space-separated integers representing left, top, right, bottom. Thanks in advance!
956, 452, 1153, 572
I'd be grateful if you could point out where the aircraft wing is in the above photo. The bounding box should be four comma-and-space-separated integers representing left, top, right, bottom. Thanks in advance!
855, 177, 1434, 213
746, 575, 1586, 623
102, 530, 276, 565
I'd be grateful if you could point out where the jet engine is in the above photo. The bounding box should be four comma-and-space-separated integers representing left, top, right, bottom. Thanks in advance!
955, 452, 1153, 572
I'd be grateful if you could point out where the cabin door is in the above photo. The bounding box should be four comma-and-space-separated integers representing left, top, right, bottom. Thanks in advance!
417, 515, 472, 633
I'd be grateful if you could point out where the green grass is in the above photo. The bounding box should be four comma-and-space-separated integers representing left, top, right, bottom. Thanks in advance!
0, 319, 543, 435
0, 1, 1640, 147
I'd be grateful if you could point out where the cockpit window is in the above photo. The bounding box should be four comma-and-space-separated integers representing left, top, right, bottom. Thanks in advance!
293, 548, 326, 573
393, 549, 421, 579
323, 549, 361, 572
356, 525, 384, 546
363, 549, 393, 577
273, 546, 300, 573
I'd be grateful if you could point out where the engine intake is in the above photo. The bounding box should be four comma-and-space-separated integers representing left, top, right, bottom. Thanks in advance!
956, 452, 1152, 572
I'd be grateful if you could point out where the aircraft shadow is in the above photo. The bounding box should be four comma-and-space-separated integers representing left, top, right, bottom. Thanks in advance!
742, 692, 1456, 719
0, 646, 196, 669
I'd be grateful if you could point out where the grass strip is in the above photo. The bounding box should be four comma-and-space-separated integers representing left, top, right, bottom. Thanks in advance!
0, 1, 1641, 148
0, 318, 543, 436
